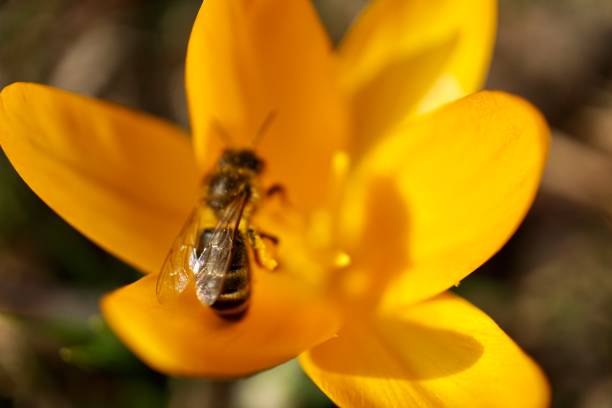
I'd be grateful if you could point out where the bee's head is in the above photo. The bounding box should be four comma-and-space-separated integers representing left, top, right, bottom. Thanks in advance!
218, 149, 264, 174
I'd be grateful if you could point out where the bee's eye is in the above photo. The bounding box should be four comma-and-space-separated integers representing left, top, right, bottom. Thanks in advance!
236, 151, 263, 173
219, 150, 263, 173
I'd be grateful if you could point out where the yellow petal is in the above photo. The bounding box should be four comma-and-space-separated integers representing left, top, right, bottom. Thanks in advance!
101, 271, 340, 377
301, 292, 549, 408
338, 91, 549, 307
339, 0, 496, 154
186, 0, 349, 211
0, 83, 198, 274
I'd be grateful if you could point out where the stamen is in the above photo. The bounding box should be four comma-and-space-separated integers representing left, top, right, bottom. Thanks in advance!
332, 150, 350, 186
332, 250, 352, 269
308, 210, 333, 248
339, 269, 370, 298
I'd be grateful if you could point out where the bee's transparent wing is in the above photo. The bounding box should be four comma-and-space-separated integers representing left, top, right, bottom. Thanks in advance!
195, 191, 250, 306
156, 207, 202, 303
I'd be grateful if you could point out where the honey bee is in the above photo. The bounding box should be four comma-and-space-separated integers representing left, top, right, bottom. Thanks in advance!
156, 116, 280, 320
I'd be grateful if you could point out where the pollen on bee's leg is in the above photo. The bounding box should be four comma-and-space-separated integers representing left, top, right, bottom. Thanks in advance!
249, 229, 279, 270
260, 255, 278, 271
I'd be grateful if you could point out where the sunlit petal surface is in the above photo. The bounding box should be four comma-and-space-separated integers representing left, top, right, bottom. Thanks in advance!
186, 0, 349, 211
301, 293, 549, 407
338, 91, 549, 307
102, 272, 340, 376
339, 0, 496, 154
0, 83, 198, 273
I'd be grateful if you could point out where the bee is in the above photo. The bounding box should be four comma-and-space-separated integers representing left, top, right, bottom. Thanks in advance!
156, 115, 280, 320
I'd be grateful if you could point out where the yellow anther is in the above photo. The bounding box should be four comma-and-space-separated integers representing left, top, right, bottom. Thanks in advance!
333, 250, 352, 269
332, 150, 351, 183
308, 210, 332, 248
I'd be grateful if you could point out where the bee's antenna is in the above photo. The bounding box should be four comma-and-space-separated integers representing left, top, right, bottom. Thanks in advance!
210, 118, 233, 147
251, 110, 277, 148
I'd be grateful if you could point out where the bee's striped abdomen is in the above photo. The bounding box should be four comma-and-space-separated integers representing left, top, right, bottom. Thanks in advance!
200, 228, 251, 320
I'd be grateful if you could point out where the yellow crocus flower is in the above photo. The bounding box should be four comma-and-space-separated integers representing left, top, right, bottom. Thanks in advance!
0, 0, 550, 406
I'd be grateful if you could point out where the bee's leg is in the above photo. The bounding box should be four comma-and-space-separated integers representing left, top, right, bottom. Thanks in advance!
247, 228, 279, 271
266, 183, 287, 201
257, 231, 279, 245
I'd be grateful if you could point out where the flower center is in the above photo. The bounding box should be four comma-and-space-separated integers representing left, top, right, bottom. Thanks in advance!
256, 150, 354, 287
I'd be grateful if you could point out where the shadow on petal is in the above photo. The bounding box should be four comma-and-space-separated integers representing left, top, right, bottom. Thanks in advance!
350, 34, 459, 157
337, 175, 412, 307
102, 271, 340, 377
339, 91, 549, 307
307, 317, 483, 381
301, 293, 549, 407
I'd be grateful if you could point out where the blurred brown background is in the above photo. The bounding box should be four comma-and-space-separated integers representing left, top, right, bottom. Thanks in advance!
0, 0, 611, 407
